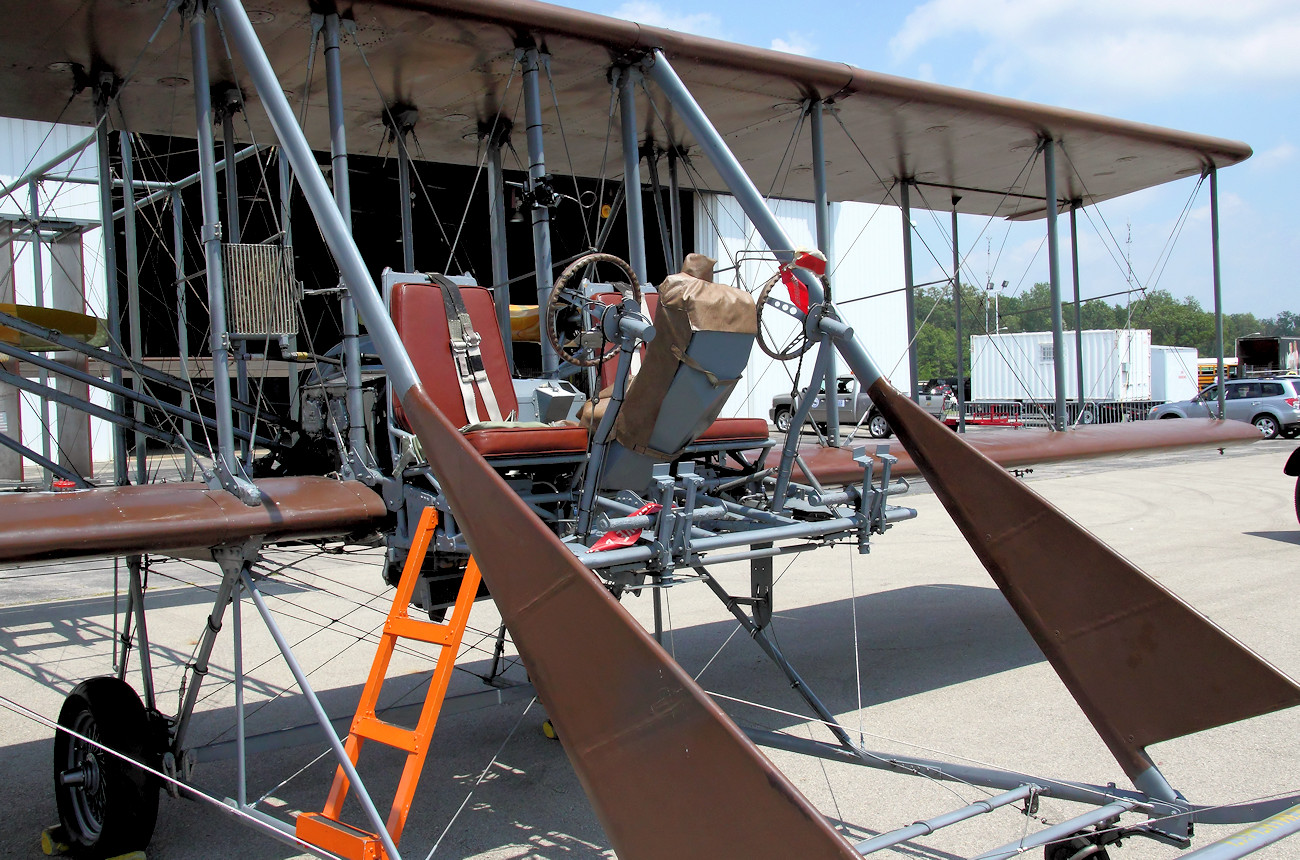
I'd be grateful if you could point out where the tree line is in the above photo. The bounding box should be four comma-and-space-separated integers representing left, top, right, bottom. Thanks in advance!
912, 282, 1299, 379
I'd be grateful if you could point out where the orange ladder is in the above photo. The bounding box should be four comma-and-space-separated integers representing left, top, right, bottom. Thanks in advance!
296, 507, 481, 860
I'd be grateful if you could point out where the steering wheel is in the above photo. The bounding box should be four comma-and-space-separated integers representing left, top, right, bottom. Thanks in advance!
546, 252, 643, 367
754, 269, 817, 360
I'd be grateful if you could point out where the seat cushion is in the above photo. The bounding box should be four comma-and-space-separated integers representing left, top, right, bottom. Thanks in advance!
695, 417, 770, 444
463, 425, 590, 458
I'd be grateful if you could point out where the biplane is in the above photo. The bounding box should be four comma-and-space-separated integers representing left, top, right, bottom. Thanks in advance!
0, 0, 1296, 858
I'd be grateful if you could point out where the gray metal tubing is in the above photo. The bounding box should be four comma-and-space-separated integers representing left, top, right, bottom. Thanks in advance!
689, 515, 857, 553
485, 134, 514, 369
221, 106, 251, 464
1042, 139, 1066, 432
323, 13, 368, 469
1181, 803, 1300, 859
171, 561, 241, 753
643, 51, 822, 302
0, 341, 276, 447
0, 309, 263, 421
0, 367, 191, 450
94, 99, 129, 486
1210, 167, 1225, 419
230, 578, 247, 807
576, 338, 638, 534
522, 48, 558, 373
126, 557, 156, 709
28, 180, 52, 485
975, 801, 1137, 860
742, 727, 1152, 811
643, 145, 673, 274
123, 132, 150, 481
0, 428, 87, 486
618, 69, 649, 284
594, 182, 625, 252
950, 201, 966, 432
0, 131, 96, 204
117, 145, 265, 218
900, 180, 919, 399
172, 188, 194, 479
1070, 201, 1085, 412
771, 340, 834, 507
667, 147, 684, 270
190, 6, 240, 476
396, 128, 415, 273
810, 100, 840, 445
854, 785, 1036, 855
240, 571, 402, 860
698, 566, 858, 752
686, 542, 821, 566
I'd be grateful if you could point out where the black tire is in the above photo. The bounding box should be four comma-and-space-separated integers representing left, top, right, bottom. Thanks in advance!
1159, 413, 1179, 419
1294, 476, 1299, 526
53, 677, 160, 857
773, 407, 793, 434
867, 411, 892, 439
1252, 413, 1281, 439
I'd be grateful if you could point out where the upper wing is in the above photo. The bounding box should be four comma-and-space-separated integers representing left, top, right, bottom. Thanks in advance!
0, 0, 1247, 217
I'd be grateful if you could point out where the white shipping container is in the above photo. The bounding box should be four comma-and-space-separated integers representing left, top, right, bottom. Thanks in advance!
971, 329, 1152, 402
1150, 345, 1199, 402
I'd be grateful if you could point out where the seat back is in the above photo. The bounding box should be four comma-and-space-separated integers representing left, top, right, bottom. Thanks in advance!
390, 279, 518, 425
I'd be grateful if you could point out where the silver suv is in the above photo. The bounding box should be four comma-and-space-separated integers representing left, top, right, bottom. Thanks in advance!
1149, 377, 1300, 439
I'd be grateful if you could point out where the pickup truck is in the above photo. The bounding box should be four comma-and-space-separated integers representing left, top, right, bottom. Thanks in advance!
770, 376, 951, 438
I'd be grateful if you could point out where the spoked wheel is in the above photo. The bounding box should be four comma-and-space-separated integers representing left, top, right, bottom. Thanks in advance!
54, 677, 161, 857
867, 412, 892, 439
1252, 413, 1280, 439
754, 271, 816, 361
773, 407, 793, 434
545, 252, 642, 367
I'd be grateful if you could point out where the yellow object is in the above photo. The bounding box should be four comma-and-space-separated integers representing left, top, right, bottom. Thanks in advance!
509, 304, 541, 342
107, 853, 148, 860
542, 719, 559, 740
0, 303, 109, 350
40, 825, 69, 856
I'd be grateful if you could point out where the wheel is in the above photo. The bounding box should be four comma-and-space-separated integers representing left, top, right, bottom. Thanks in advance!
773, 407, 793, 434
867, 411, 892, 439
545, 252, 641, 367
754, 271, 816, 361
1283, 426, 1299, 439
1159, 413, 1179, 419
1077, 407, 1096, 425
1294, 476, 1299, 526
1252, 413, 1280, 439
53, 677, 161, 857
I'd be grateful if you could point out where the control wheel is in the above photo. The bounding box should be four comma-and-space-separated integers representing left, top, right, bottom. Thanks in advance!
545, 252, 642, 367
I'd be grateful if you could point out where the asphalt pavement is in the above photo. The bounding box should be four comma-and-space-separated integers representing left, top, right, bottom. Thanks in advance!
1, 434, 1297, 859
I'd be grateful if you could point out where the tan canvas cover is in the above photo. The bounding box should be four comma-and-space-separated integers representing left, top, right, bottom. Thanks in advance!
612, 254, 757, 458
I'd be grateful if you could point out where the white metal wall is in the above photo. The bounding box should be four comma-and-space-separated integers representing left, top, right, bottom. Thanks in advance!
693, 193, 907, 422
970, 329, 1154, 402
0, 116, 112, 479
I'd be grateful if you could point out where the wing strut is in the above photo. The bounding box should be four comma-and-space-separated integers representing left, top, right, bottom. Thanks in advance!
643, 47, 1300, 791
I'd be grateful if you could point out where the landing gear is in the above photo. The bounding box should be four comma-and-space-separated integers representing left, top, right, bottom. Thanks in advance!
53, 677, 162, 858
1044, 832, 1113, 860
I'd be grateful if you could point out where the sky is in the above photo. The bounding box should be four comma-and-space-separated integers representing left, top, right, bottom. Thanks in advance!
568, 0, 1298, 319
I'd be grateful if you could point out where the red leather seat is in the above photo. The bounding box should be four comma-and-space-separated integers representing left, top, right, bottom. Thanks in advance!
391, 280, 588, 458
693, 417, 770, 444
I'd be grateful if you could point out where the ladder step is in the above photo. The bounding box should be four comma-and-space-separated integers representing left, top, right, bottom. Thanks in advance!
352, 715, 420, 753
384, 614, 455, 645
295, 812, 385, 860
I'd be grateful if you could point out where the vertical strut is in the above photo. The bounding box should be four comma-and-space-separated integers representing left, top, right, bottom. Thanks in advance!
1042, 138, 1066, 431
1070, 200, 1086, 414
809, 100, 840, 445
900, 180, 919, 400
521, 47, 558, 373
950, 197, 965, 432
484, 120, 515, 370
619, 67, 649, 285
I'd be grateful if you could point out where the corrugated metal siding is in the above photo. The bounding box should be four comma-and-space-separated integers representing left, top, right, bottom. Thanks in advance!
694, 193, 905, 422
971, 329, 1153, 401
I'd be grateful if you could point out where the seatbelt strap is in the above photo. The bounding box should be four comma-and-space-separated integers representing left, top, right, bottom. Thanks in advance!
429, 274, 504, 425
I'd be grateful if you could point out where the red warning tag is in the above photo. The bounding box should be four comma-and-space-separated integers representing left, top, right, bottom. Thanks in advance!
590, 502, 664, 552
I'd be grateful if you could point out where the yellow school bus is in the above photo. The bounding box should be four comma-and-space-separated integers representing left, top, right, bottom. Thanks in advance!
1197, 357, 1240, 389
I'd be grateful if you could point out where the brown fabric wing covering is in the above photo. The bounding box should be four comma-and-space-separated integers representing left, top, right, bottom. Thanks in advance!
400, 382, 858, 859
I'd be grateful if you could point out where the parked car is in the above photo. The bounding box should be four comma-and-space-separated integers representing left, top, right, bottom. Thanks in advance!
1286, 448, 1300, 525
770, 376, 950, 439
1148, 377, 1300, 439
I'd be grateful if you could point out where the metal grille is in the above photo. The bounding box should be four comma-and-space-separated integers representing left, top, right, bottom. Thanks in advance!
222, 243, 300, 337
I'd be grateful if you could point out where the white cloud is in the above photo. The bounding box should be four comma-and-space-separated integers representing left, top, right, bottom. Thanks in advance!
1250, 142, 1296, 171
770, 32, 817, 56
609, 1, 724, 37
889, 0, 1300, 99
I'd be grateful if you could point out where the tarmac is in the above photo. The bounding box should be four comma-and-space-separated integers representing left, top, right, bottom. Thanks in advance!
1, 432, 1298, 859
